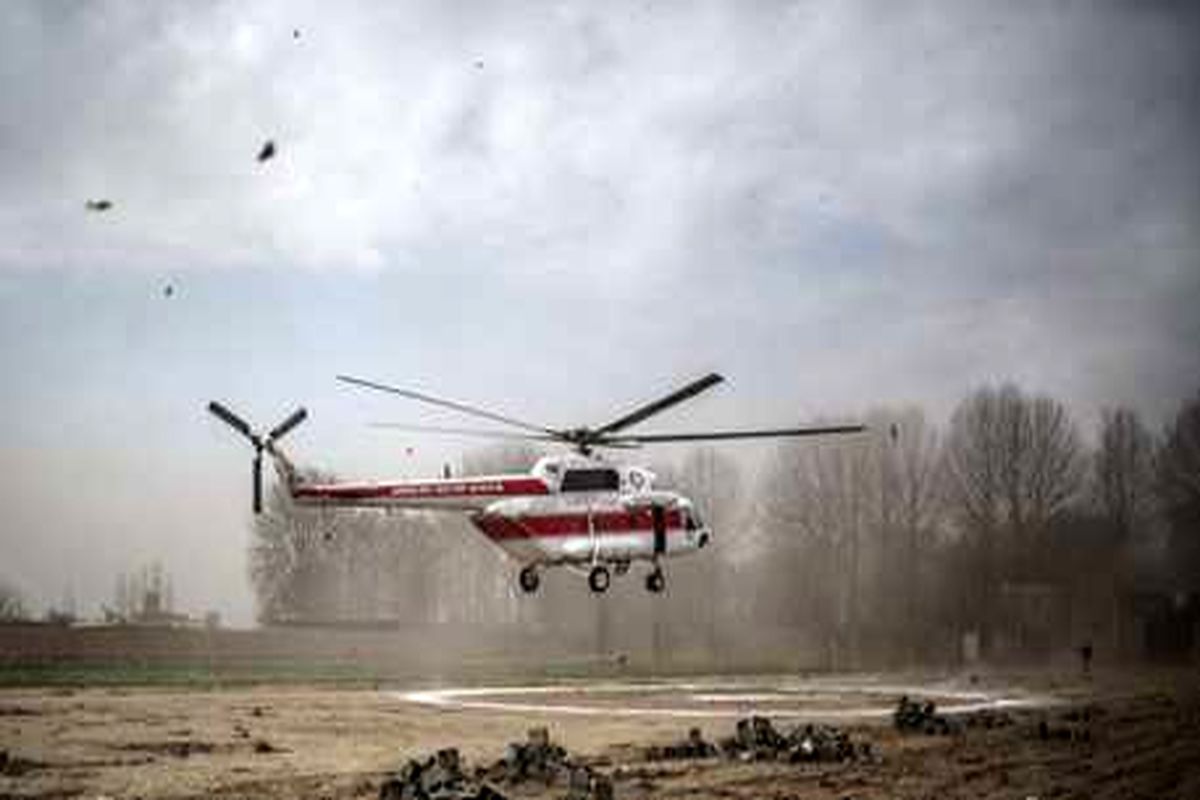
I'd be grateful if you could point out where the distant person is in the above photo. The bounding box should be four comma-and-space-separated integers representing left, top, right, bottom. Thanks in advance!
1079, 641, 1093, 675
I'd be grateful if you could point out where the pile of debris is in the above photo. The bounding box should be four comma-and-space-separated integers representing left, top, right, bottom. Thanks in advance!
644, 727, 718, 761
379, 747, 498, 800
963, 708, 1015, 730
485, 726, 569, 784
646, 717, 872, 764
893, 695, 959, 735
480, 728, 613, 800
379, 728, 613, 800
0, 749, 43, 777
720, 716, 872, 763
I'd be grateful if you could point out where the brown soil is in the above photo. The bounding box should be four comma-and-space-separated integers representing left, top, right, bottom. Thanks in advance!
1, 670, 1197, 799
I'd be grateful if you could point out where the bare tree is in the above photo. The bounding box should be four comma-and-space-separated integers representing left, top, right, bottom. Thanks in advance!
1095, 407, 1156, 545
866, 407, 943, 664
1158, 390, 1200, 588
942, 384, 1085, 654
0, 580, 28, 622
1086, 407, 1156, 655
673, 447, 744, 665
759, 430, 875, 668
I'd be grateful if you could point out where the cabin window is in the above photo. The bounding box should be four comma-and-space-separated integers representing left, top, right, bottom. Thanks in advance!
560, 468, 620, 492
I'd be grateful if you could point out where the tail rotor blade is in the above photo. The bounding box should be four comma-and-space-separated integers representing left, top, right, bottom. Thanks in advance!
252, 452, 263, 514
208, 401, 255, 442
269, 407, 308, 442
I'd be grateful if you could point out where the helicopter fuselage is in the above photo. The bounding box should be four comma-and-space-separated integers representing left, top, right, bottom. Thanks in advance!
289, 454, 711, 571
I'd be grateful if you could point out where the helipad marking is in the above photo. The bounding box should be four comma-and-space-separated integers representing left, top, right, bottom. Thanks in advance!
393, 680, 1054, 720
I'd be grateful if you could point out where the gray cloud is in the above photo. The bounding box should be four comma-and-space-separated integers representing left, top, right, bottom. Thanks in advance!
1, 1, 1197, 620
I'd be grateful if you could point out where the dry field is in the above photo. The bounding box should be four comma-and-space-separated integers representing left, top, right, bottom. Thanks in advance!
2, 670, 1198, 799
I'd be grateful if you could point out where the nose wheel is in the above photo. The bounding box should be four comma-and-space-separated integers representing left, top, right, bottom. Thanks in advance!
645, 567, 666, 594
588, 565, 611, 594
518, 565, 540, 594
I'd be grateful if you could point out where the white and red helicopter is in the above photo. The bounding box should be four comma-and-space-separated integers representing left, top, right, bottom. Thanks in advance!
208, 373, 863, 595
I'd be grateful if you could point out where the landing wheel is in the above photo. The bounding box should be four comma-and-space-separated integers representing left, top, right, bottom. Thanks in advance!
588, 565, 611, 594
645, 567, 666, 594
518, 565, 540, 594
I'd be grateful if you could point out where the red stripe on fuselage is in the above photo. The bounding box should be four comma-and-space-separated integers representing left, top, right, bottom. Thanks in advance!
472, 509, 684, 541
294, 476, 549, 501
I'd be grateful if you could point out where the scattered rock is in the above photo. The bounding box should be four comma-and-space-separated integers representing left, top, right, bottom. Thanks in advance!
1, 751, 46, 776
645, 727, 718, 760
116, 740, 217, 758
257, 140, 276, 163
381, 730, 614, 800
380, 746, 506, 800
657, 717, 877, 764
566, 765, 613, 800
1036, 716, 1090, 743
0, 706, 40, 717
85, 199, 113, 212
495, 727, 569, 784
964, 708, 1015, 729
893, 696, 959, 735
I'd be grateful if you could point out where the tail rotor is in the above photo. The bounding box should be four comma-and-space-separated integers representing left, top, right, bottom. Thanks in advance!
207, 401, 307, 513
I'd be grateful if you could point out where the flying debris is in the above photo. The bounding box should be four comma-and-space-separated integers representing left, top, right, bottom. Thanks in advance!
257, 140, 276, 163
163, 284, 174, 298
85, 199, 113, 212
292, 28, 301, 40
474, 60, 485, 69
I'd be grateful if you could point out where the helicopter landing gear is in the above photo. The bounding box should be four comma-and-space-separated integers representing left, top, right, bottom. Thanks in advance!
645, 566, 666, 594
588, 565, 611, 594
518, 565, 540, 594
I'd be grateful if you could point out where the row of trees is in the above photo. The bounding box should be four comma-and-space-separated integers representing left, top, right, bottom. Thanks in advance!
248, 383, 1200, 667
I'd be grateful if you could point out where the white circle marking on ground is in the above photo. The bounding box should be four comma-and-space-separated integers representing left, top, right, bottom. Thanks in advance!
393, 677, 1056, 720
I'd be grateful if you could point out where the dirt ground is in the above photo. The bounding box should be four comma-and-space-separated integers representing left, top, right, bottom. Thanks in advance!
2, 670, 1198, 799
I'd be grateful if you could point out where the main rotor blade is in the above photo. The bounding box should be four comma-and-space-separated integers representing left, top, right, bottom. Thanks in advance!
208, 401, 255, 442
368, 423, 559, 442
337, 375, 558, 437
609, 424, 867, 444
268, 407, 308, 442
593, 372, 725, 436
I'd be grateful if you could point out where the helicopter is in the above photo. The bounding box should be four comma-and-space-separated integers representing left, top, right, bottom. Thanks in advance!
207, 372, 864, 595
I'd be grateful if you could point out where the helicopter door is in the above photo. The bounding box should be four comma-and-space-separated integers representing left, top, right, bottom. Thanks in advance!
651, 505, 667, 555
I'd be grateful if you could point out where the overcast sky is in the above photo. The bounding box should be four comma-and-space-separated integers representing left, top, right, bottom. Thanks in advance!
1, 1, 1197, 625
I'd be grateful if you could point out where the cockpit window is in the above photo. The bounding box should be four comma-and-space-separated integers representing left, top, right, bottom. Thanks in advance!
560, 468, 620, 492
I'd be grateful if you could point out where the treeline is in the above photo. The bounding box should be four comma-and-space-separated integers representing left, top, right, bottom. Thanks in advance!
248, 383, 1200, 668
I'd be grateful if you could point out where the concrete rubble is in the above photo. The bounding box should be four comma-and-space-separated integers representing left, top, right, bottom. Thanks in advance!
893, 695, 959, 735
379, 728, 613, 800
894, 696, 1017, 735
720, 716, 874, 763
647, 717, 874, 764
